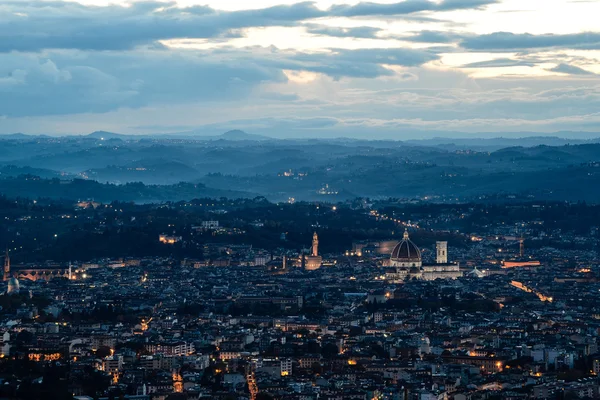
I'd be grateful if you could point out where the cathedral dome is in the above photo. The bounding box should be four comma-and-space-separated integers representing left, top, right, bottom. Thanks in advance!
391, 230, 422, 263
7, 277, 20, 294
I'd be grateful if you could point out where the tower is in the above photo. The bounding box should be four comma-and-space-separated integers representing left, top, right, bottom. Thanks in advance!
305, 232, 323, 271
436, 241, 447, 264
519, 237, 525, 258
3, 249, 10, 282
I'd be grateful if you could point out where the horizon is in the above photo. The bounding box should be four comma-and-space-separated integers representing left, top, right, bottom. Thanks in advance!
4, 129, 600, 142
1, 0, 600, 138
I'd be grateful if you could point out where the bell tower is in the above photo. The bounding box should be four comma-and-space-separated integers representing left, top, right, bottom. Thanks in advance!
3, 249, 10, 282
312, 232, 319, 257
436, 241, 447, 264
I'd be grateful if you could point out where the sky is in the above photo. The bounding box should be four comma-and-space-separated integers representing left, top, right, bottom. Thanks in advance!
1, 0, 600, 139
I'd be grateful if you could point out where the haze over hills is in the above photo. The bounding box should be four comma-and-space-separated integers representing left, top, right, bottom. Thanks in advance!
4, 129, 600, 146
2, 131, 600, 203
85, 129, 273, 142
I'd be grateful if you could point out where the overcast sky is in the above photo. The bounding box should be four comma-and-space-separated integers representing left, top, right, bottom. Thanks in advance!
1, 0, 600, 138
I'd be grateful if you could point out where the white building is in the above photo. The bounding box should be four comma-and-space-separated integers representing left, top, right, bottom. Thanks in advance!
386, 231, 462, 282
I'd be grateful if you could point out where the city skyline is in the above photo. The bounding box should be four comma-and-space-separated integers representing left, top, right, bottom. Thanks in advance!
1, 0, 600, 138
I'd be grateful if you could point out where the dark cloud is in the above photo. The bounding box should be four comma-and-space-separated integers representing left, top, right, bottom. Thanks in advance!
461, 58, 537, 68
435, 0, 500, 11
0, 1, 322, 52
0, 0, 500, 52
283, 48, 439, 79
400, 30, 466, 43
549, 63, 596, 75
328, 0, 498, 17
461, 31, 600, 51
1, 0, 599, 136
0, 45, 438, 117
0, 50, 287, 117
304, 24, 383, 39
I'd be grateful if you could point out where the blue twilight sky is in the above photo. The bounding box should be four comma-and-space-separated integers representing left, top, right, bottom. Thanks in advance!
1, 0, 600, 138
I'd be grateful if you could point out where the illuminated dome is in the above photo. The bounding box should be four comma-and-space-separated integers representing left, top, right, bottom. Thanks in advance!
390, 230, 422, 266
7, 277, 20, 295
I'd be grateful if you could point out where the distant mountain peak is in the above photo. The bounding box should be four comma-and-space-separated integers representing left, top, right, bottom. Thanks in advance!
219, 130, 270, 141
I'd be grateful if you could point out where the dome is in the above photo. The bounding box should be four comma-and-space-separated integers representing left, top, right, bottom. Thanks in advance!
391, 230, 422, 262
7, 277, 20, 294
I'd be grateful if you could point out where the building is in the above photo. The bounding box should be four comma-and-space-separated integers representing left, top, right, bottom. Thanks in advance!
14, 268, 70, 282
159, 235, 182, 244
3, 250, 10, 282
201, 220, 219, 230
304, 232, 322, 271
502, 260, 541, 268
386, 230, 462, 282
7, 277, 19, 295
236, 296, 303, 309
256, 358, 293, 377
3, 251, 20, 294
144, 341, 195, 356
436, 241, 448, 264
102, 356, 124, 375
443, 355, 505, 373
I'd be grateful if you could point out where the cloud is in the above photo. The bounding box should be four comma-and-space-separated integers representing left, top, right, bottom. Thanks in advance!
0, 1, 322, 52
0, 45, 438, 117
0, 50, 287, 117
304, 24, 383, 39
259, 92, 301, 101
0, 0, 500, 52
5, 74, 600, 137
548, 63, 596, 75
461, 31, 600, 51
328, 0, 498, 17
1, 0, 599, 138
436, 0, 500, 11
461, 58, 537, 68
399, 30, 466, 43
287, 48, 439, 79
206, 46, 439, 80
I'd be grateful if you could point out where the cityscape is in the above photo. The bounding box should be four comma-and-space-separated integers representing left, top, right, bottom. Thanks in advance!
2, 0, 600, 399
0, 198, 600, 399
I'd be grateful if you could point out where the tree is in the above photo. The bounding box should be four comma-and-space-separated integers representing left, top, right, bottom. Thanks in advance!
321, 343, 339, 359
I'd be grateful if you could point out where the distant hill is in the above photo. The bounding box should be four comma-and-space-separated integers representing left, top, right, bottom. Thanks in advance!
177, 129, 273, 141
84, 158, 201, 185
219, 130, 271, 141
86, 131, 128, 140
3, 133, 600, 202
0, 133, 49, 140
404, 136, 600, 150
81, 129, 272, 141
0, 175, 254, 203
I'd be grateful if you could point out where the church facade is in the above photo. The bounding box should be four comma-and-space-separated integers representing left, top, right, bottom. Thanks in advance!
385, 231, 462, 282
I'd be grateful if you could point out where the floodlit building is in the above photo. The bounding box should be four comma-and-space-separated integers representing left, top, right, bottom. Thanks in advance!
159, 234, 182, 244
386, 230, 462, 282
304, 232, 322, 271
